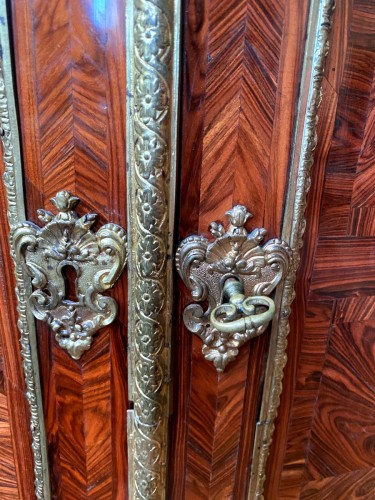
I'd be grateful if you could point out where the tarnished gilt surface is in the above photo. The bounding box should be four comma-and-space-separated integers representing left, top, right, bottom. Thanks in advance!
176, 205, 291, 372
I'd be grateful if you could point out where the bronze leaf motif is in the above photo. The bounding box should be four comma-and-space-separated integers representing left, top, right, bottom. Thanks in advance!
176, 206, 292, 371
10, 191, 127, 359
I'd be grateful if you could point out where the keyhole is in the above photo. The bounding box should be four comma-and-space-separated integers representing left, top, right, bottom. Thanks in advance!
61, 265, 79, 302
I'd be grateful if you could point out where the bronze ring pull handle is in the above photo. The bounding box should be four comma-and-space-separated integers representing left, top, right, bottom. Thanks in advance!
210, 278, 275, 334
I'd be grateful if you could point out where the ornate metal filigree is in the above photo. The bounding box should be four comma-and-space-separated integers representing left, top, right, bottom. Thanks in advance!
248, 1, 336, 498
11, 191, 127, 359
126, 0, 180, 497
0, 0, 50, 496
176, 206, 291, 371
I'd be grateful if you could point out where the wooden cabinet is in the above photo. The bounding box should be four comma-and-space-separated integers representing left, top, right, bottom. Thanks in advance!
0, 0, 374, 499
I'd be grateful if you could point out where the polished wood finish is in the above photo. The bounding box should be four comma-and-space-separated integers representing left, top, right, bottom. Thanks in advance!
0, 335, 20, 499
170, 0, 310, 498
10, 0, 129, 497
0, 391, 19, 498
266, 1, 375, 497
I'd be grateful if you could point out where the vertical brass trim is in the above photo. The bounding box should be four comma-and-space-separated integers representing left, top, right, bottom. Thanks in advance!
248, 1, 335, 498
126, 0, 180, 497
0, 1, 51, 498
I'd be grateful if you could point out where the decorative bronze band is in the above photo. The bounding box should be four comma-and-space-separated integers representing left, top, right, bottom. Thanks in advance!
0, 0, 50, 497
126, 0, 180, 498
248, 1, 336, 498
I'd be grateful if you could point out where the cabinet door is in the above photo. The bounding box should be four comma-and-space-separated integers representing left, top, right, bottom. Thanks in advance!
2, 0, 129, 497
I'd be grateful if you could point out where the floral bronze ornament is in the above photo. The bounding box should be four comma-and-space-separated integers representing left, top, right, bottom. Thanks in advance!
175, 206, 292, 371
126, 0, 181, 495
10, 191, 127, 359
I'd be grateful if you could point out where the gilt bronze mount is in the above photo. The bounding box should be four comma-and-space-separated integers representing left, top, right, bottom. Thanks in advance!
10, 191, 127, 359
175, 206, 292, 371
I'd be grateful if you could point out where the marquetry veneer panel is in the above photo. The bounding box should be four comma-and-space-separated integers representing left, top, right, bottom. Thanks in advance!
171, 0, 310, 497
265, 1, 375, 497
10, 0, 128, 497
0, 394, 19, 498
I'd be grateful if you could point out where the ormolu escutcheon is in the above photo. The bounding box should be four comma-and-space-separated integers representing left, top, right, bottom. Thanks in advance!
10, 191, 127, 359
175, 206, 292, 371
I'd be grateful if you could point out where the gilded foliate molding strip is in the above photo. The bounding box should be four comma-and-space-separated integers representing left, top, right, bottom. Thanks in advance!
126, 0, 180, 498
0, 1, 50, 498
248, 1, 336, 498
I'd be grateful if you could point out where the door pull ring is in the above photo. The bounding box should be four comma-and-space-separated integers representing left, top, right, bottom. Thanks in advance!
210, 278, 275, 334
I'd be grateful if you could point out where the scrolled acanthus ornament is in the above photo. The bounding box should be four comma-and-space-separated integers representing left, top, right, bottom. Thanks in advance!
175, 206, 292, 371
10, 190, 127, 359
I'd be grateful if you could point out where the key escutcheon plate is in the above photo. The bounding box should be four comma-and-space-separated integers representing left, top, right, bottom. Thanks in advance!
10, 191, 127, 359
175, 205, 292, 371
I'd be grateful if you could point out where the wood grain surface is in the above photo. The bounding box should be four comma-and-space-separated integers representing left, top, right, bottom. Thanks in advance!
265, 1, 375, 498
10, 0, 129, 497
0, 393, 19, 498
0, 319, 20, 498
170, 0, 310, 498
0, 0, 373, 498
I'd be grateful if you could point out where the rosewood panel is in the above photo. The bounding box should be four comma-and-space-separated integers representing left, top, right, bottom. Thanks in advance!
10, 0, 128, 497
170, 0, 310, 497
306, 320, 375, 479
265, 0, 375, 497
301, 468, 375, 500
0, 392, 19, 498
0, 330, 19, 497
